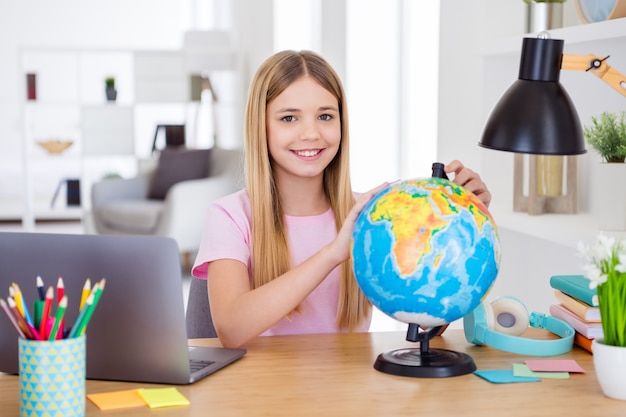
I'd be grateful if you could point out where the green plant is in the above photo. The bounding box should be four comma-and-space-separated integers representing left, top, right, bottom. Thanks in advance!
102, 172, 122, 180
105, 77, 115, 89
583, 111, 626, 163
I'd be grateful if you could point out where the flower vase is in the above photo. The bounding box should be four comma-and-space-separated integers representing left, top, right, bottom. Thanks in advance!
592, 338, 626, 400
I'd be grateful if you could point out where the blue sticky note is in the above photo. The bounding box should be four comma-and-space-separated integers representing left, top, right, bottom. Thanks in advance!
474, 369, 541, 384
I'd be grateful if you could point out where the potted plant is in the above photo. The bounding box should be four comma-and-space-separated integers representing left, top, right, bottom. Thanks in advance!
578, 234, 626, 400
105, 76, 117, 102
583, 111, 626, 163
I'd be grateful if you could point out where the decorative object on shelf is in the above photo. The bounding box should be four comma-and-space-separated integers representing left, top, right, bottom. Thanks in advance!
151, 124, 186, 154
479, 32, 626, 215
36, 140, 74, 155
574, 0, 626, 23
578, 234, 626, 400
524, 0, 565, 34
105, 76, 117, 102
51, 178, 81, 208
26, 73, 37, 101
584, 111, 626, 163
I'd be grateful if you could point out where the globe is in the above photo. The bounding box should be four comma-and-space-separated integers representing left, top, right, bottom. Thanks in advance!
351, 177, 500, 328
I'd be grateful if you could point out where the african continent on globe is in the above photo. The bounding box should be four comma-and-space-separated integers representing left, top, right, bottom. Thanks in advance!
351, 177, 500, 327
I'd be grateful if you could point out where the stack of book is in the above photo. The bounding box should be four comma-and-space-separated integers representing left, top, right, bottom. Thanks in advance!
549, 275, 602, 353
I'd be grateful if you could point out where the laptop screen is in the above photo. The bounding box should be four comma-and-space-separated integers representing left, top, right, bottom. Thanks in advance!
0, 232, 199, 384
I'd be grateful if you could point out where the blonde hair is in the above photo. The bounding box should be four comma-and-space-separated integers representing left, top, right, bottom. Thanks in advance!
244, 50, 370, 330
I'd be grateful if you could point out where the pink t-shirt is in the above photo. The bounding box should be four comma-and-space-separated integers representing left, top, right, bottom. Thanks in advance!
192, 190, 370, 336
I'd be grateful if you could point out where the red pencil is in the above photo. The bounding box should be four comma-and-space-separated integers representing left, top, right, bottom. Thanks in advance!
56, 276, 65, 304
39, 286, 54, 339
56, 276, 65, 340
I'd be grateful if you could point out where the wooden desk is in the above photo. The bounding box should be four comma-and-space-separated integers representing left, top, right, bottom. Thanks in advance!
1, 330, 624, 416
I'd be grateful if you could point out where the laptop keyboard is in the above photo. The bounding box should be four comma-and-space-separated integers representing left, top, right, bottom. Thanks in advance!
189, 359, 216, 373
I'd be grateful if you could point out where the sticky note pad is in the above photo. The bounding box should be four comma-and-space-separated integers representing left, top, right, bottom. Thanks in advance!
87, 389, 147, 410
524, 359, 585, 373
513, 363, 570, 379
137, 387, 190, 408
474, 369, 541, 384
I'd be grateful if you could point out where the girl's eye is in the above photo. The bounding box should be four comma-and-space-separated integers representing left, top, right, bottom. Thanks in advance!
319, 114, 333, 121
281, 115, 296, 122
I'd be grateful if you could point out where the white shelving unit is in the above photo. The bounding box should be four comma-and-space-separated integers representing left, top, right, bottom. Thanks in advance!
14, 41, 238, 229
18, 48, 138, 229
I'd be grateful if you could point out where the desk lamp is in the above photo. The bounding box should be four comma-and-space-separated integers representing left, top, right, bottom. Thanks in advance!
478, 33, 626, 215
479, 32, 626, 155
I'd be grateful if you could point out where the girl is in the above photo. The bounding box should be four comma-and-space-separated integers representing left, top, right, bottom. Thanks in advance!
192, 50, 491, 348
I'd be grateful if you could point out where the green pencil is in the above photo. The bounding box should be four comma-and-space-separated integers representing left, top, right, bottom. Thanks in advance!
70, 279, 105, 337
48, 295, 68, 341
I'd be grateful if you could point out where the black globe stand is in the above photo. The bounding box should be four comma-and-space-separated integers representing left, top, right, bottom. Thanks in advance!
373, 323, 476, 378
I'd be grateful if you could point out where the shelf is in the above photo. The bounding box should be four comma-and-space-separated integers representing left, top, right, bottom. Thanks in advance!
489, 203, 626, 249
483, 17, 626, 56
0, 198, 83, 221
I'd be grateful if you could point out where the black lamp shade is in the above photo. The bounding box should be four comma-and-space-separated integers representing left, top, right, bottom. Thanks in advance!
479, 37, 586, 155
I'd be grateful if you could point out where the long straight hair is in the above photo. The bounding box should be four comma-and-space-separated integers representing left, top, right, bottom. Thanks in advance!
244, 50, 370, 330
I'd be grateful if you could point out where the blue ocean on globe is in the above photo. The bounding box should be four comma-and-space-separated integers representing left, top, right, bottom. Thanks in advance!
351, 178, 500, 327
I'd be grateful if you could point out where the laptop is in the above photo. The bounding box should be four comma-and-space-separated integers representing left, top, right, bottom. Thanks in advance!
0, 231, 246, 384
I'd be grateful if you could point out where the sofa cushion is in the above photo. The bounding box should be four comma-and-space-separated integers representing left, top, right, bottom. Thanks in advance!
98, 200, 164, 234
148, 148, 212, 200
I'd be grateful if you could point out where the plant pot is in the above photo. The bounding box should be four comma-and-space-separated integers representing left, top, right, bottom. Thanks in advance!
105, 87, 117, 102
589, 162, 626, 231
592, 338, 626, 400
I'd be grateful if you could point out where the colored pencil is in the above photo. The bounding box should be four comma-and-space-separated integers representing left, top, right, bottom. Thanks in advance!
0, 299, 27, 339
79, 278, 91, 311
71, 279, 105, 337
39, 286, 54, 339
48, 296, 68, 341
69, 292, 94, 338
56, 276, 65, 305
56, 276, 65, 340
10, 283, 34, 328
7, 297, 40, 340
36, 275, 46, 301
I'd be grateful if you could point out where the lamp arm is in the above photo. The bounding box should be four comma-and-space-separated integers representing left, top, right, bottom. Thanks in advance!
561, 53, 626, 97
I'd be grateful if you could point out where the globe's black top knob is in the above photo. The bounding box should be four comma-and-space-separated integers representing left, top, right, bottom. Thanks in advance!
431, 162, 448, 180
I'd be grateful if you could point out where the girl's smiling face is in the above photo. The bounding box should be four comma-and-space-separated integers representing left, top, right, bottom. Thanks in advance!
266, 76, 341, 183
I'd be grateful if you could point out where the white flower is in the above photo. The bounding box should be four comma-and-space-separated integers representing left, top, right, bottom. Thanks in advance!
578, 234, 623, 289
579, 235, 626, 347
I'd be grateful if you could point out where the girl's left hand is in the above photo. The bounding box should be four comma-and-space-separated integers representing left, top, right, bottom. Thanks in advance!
445, 160, 491, 207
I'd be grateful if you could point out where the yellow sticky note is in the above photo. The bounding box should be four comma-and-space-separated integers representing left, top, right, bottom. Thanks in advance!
87, 389, 147, 410
137, 387, 190, 408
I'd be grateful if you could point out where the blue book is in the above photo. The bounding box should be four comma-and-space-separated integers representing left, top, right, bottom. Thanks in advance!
549, 275, 598, 307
